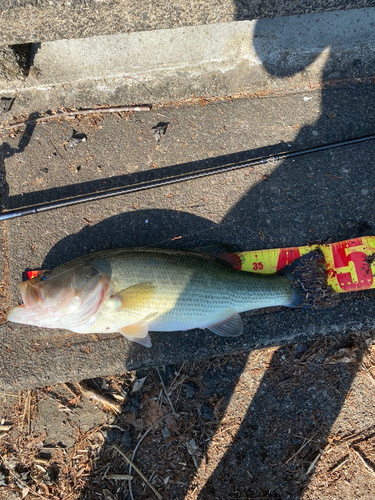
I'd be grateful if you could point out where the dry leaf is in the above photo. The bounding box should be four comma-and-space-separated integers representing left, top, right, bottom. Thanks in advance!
325, 347, 358, 364
132, 419, 143, 431
213, 397, 225, 420
124, 411, 136, 425
0, 424, 12, 432
152, 122, 169, 144
186, 439, 198, 456
162, 426, 171, 440
143, 400, 163, 427
27, 430, 47, 449
102, 489, 118, 500
165, 414, 179, 435
132, 376, 147, 393
21, 487, 30, 499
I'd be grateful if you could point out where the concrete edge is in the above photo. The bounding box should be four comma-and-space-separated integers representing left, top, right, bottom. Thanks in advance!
1, 294, 374, 391
1, 8, 375, 119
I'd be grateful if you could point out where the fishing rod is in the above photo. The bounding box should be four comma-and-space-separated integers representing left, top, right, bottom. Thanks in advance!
1, 133, 375, 222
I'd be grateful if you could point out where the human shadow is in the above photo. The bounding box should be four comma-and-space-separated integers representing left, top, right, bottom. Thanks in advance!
27, 9, 375, 499
195, 8, 375, 500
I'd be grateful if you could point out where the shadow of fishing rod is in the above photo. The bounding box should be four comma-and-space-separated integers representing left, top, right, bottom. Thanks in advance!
1, 133, 375, 221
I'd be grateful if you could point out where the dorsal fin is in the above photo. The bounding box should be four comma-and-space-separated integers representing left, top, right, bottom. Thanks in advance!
198, 243, 244, 270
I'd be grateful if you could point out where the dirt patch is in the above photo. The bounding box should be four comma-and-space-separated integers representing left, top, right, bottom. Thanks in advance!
0, 331, 375, 499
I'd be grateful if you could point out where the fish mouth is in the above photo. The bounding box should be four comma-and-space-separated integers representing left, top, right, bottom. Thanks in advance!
7, 303, 54, 328
9, 279, 45, 325
7, 304, 26, 322
8, 278, 53, 327
20, 280, 42, 308
19, 272, 76, 312
7, 303, 41, 326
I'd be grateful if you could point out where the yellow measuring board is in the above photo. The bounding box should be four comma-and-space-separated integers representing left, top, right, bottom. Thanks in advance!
238, 236, 375, 293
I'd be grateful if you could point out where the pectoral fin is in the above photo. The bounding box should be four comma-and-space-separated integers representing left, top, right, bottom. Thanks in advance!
118, 312, 158, 348
112, 283, 156, 310
119, 325, 152, 347
206, 311, 243, 337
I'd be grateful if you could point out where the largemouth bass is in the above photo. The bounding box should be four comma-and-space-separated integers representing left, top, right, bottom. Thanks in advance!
7, 247, 306, 347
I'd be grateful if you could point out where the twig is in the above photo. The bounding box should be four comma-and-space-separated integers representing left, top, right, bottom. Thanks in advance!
112, 444, 163, 500
103, 424, 128, 432
204, 423, 237, 441
125, 76, 155, 96
50, 139, 63, 158
20, 390, 31, 432
76, 382, 121, 414
101, 465, 111, 480
285, 432, 319, 464
5, 105, 151, 129
61, 382, 79, 398
351, 447, 375, 475
364, 366, 375, 388
165, 362, 186, 394
156, 367, 178, 419
306, 449, 323, 474
156, 388, 163, 408
107, 473, 133, 480
131, 413, 172, 463
127, 413, 172, 500
27, 391, 31, 434
330, 456, 349, 473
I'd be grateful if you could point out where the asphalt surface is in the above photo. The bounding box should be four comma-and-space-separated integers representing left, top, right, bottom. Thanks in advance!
0, 81, 375, 391
2, 0, 375, 46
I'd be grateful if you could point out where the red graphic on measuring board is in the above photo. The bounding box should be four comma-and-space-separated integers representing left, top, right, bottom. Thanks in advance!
276, 248, 301, 272
327, 238, 374, 292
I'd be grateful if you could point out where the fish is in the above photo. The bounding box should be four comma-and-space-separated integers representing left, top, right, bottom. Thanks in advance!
7, 246, 309, 348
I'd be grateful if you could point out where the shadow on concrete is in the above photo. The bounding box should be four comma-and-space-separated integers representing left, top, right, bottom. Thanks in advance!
1, 114, 39, 161
5, 140, 290, 211
0, 114, 41, 205
22, 11, 375, 499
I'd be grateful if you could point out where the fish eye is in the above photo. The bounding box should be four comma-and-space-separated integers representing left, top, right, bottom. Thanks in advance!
39, 271, 53, 282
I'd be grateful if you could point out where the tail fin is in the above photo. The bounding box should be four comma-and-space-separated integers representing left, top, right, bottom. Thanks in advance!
279, 250, 338, 309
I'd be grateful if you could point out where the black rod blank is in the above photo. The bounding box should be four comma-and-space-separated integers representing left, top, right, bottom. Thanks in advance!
1, 133, 374, 222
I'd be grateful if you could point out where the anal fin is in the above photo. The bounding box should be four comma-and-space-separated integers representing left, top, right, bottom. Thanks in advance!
206, 311, 243, 337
